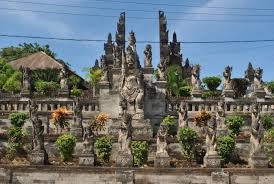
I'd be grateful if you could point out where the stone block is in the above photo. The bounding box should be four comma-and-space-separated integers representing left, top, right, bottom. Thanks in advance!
248, 154, 269, 168
30, 151, 47, 165
79, 154, 95, 166
222, 89, 235, 98
192, 89, 202, 98
154, 153, 170, 168
211, 171, 230, 184
203, 154, 222, 168
116, 151, 133, 167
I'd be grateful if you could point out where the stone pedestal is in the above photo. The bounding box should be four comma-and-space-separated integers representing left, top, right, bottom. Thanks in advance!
203, 154, 222, 168
154, 153, 170, 168
99, 81, 111, 95
192, 89, 202, 98
248, 154, 269, 168
132, 119, 153, 139
21, 90, 31, 97
30, 151, 47, 165
79, 154, 95, 166
116, 151, 133, 167
211, 171, 230, 184
70, 125, 82, 137
254, 89, 266, 99
59, 89, 69, 97
143, 67, 154, 82
222, 89, 234, 98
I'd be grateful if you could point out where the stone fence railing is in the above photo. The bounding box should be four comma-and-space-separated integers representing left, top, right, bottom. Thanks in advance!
167, 97, 274, 115
0, 97, 99, 114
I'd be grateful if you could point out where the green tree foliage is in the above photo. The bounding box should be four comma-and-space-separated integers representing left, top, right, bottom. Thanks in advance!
177, 128, 198, 162
161, 115, 176, 135
34, 80, 60, 95
7, 112, 27, 160
202, 76, 222, 91
69, 74, 83, 97
0, 43, 56, 62
166, 65, 191, 97
3, 71, 22, 93
264, 128, 274, 164
262, 115, 273, 131
95, 136, 113, 163
225, 116, 244, 136
55, 134, 76, 162
32, 69, 60, 83
8, 112, 27, 127
131, 141, 149, 166
267, 81, 274, 94
0, 59, 16, 89
217, 135, 236, 163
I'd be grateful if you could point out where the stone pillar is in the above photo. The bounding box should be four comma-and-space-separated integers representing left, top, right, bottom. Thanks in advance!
98, 81, 111, 95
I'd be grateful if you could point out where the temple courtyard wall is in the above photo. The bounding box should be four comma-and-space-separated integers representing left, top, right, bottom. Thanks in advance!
0, 166, 273, 184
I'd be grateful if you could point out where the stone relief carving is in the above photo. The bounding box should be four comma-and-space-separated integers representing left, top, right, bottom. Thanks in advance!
144, 44, 152, 68
82, 126, 95, 154
156, 124, 168, 155
191, 65, 201, 90
73, 97, 83, 127
177, 101, 188, 128
118, 111, 132, 154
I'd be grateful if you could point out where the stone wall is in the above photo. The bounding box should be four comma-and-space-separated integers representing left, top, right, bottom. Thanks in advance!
0, 166, 273, 184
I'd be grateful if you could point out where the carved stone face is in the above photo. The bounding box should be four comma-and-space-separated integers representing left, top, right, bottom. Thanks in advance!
254, 68, 263, 79
192, 65, 200, 75
224, 66, 232, 78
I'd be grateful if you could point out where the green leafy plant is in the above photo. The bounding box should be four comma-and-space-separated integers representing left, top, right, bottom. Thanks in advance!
267, 81, 274, 94
8, 112, 27, 127
32, 69, 59, 83
3, 71, 22, 93
231, 78, 249, 98
202, 76, 222, 91
177, 128, 198, 162
70, 87, 84, 97
217, 135, 236, 163
162, 115, 176, 135
262, 115, 273, 131
202, 91, 220, 98
225, 116, 244, 136
34, 80, 60, 95
131, 141, 149, 166
166, 65, 191, 97
264, 128, 274, 164
55, 134, 76, 162
83, 67, 102, 96
95, 136, 113, 163
69, 75, 81, 88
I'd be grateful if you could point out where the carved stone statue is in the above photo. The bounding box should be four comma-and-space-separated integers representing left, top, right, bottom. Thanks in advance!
21, 67, 32, 92
144, 44, 152, 68
250, 103, 264, 155
205, 115, 217, 156
254, 67, 264, 90
177, 101, 188, 128
118, 111, 132, 154
216, 100, 227, 136
59, 64, 69, 90
191, 65, 201, 90
245, 62, 255, 83
249, 103, 268, 168
120, 33, 144, 119
223, 66, 233, 90
82, 126, 94, 154
156, 124, 168, 155
71, 98, 83, 137
29, 100, 48, 165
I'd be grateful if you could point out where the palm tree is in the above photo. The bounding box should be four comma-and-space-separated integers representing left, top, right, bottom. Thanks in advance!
83, 67, 102, 96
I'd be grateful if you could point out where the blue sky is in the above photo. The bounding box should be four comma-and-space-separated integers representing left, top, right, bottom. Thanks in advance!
0, 0, 274, 81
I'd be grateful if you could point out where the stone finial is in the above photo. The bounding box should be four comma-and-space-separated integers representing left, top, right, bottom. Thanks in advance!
172, 32, 177, 42
185, 58, 190, 67
107, 32, 112, 43
128, 31, 136, 47
245, 62, 254, 82
144, 44, 152, 68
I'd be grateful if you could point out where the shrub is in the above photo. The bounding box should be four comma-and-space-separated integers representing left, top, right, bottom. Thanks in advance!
225, 116, 244, 136
70, 87, 84, 97
90, 113, 109, 135
264, 129, 274, 164
217, 135, 236, 163
202, 91, 220, 98
162, 115, 176, 135
231, 78, 249, 98
52, 107, 70, 131
267, 81, 274, 94
179, 86, 191, 97
34, 80, 60, 95
55, 134, 76, 162
3, 71, 22, 93
95, 136, 113, 163
177, 128, 198, 162
7, 126, 26, 159
262, 115, 273, 131
202, 76, 222, 91
131, 141, 149, 166
8, 112, 27, 127
194, 110, 211, 127
69, 75, 81, 88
